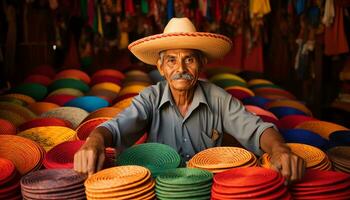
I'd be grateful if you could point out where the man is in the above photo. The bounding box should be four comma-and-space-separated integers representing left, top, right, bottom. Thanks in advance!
74, 18, 305, 184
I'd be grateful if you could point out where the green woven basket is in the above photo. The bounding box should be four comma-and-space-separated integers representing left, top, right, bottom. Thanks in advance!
212, 79, 247, 89
12, 83, 48, 101
48, 78, 89, 93
249, 83, 282, 90
156, 181, 212, 192
156, 193, 211, 200
116, 143, 181, 176
156, 168, 213, 185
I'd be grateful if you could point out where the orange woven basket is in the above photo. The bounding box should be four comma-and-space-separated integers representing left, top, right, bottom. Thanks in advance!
27, 102, 59, 115
92, 69, 125, 80
0, 102, 37, 121
0, 119, 17, 135
18, 126, 77, 152
296, 121, 349, 139
85, 165, 150, 191
0, 110, 27, 127
3, 93, 36, 105
82, 107, 123, 122
113, 97, 134, 110
54, 69, 91, 84
265, 99, 313, 116
188, 147, 253, 171
48, 88, 84, 97
0, 135, 44, 175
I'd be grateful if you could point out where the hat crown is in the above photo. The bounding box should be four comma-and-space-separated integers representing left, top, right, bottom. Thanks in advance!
163, 18, 197, 33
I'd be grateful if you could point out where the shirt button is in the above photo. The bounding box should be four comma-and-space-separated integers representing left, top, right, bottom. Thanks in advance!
183, 138, 187, 142
186, 154, 190, 158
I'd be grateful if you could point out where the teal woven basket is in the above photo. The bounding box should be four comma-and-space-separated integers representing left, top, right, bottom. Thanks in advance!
212, 79, 247, 89
116, 143, 181, 176
48, 78, 89, 93
155, 168, 213, 200
12, 83, 48, 101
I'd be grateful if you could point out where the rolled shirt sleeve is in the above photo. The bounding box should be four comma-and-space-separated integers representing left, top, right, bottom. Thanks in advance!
222, 95, 277, 156
98, 90, 153, 148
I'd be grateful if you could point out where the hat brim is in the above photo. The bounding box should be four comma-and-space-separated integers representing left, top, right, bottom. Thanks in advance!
128, 32, 232, 66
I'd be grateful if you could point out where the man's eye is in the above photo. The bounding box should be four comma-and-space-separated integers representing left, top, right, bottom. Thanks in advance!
185, 57, 194, 64
167, 58, 176, 64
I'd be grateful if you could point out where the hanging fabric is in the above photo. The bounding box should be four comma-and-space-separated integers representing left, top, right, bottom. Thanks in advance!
149, 0, 160, 21
295, 0, 306, 15
81, 0, 88, 19
88, 0, 95, 28
167, 0, 175, 21
141, 0, 149, 14
116, 0, 122, 14
322, 0, 335, 26
125, 0, 135, 16
249, 0, 271, 18
97, 5, 103, 37
49, 0, 58, 10
324, 4, 349, 55
63, 35, 81, 68
199, 0, 208, 17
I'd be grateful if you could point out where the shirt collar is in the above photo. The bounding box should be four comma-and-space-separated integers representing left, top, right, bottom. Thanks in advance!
158, 81, 212, 113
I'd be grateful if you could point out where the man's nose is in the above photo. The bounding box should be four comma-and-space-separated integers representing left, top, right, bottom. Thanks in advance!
177, 60, 187, 72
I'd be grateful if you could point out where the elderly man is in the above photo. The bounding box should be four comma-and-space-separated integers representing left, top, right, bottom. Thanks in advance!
74, 18, 305, 184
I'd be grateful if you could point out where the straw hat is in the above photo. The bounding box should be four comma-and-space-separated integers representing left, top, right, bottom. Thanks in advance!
128, 18, 232, 65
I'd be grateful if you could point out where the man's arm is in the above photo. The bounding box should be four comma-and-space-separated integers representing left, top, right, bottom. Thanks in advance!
260, 128, 306, 185
74, 88, 154, 176
74, 127, 113, 175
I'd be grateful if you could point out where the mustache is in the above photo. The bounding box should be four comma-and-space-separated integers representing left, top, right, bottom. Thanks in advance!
171, 73, 194, 80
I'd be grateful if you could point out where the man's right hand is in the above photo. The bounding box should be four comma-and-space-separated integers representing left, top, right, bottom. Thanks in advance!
74, 127, 112, 176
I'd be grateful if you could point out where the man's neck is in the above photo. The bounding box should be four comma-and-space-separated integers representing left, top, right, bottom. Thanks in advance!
170, 87, 196, 117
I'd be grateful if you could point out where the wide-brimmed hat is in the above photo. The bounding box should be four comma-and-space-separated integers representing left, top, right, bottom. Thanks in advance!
128, 18, 232, 66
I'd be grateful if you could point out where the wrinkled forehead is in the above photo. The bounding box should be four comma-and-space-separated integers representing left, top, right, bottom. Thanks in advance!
159, 49, 201, 57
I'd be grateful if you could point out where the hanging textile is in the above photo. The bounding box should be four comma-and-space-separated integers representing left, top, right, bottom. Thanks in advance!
88, 0, 95, 28
49, 0, 58, 10
295, 0, 306, 15
116, 0, 122, 14
125, 0, 135, 16
80, 0, 88, 19
167, 0, 175, 21
4, 4, 16, 81
63, 35, 81, 68
97, 5, 103, 36
141, 0, 149, 14
199, 0, 208, 17
324, 4, 349, 55
322, 0, 335, 26
249, 0, 271, 18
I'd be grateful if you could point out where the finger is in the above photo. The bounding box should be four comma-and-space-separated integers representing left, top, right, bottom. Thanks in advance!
96, 152, 106, 172
289, 156, 298, 183
298, 158, 306, 180
81, 150, 88, 174
73, 151, 81, 172
280, 154, 291, 185
270, 161, 282, 173
87, 150, 97, 176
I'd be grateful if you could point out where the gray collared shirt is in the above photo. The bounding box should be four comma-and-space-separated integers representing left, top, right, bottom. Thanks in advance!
100, 80, 275, 161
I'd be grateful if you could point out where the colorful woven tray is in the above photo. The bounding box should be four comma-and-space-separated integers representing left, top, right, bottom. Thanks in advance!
117, 143, 181, 176
188, 147, 253, 171
0, 135, 44, 175
18, 126, 77, 152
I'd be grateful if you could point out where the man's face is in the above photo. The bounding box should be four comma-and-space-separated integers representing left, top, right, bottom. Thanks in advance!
157, 49, 202, 92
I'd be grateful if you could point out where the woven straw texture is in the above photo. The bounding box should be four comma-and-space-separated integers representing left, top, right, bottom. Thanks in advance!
18, 126, 77, 152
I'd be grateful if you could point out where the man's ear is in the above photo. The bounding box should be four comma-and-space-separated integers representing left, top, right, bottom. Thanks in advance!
201, 56, 208, 65
199, 56, 208, 72
156, 59, 165, 76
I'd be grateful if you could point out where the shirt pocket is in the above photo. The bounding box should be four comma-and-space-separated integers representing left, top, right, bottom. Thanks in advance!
199, 130, 221, 150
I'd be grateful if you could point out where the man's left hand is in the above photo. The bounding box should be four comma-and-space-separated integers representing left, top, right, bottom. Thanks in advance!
269, 145, 306, 185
